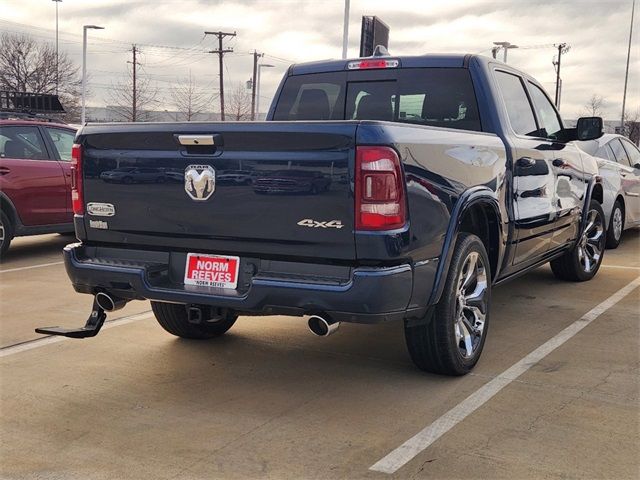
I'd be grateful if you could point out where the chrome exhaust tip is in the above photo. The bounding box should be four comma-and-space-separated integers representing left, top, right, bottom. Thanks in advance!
95, 292, 127, 312
308, 315, 340, 337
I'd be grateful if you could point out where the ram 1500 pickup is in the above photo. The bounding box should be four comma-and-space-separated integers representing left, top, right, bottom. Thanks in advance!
37, 54, 607, 376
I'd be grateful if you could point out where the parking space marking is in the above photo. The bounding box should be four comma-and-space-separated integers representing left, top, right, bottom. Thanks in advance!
370, 276, 640, 475
0, 261, 64, 274
601, 264, 640, 270
0, 311, 152, 358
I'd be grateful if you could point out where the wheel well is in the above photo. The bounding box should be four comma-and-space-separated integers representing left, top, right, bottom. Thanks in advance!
591, 183, 603, 205
459, 203, 500, 280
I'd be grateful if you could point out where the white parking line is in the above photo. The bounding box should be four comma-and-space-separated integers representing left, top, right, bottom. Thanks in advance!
370, 276, 640, 475
601, 264, 640, 270
0, 311, 153, 358
0, 261, 64, 274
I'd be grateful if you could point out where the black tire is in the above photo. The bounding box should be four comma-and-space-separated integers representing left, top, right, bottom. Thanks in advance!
551, 199, 606, 282
605, 199, 624, 249
405, 233, 491, 376
151, 301, 237, 339
0, 211, 13, 258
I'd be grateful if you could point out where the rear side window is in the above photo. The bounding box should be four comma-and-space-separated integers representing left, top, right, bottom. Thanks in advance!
0, 126, 49, 160
273, 68, 482, 132
494, 71, 537, 136
45, 127, 75, 162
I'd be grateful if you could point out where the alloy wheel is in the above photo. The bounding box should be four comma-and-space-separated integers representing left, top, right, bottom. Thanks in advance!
454, 251, 488, 359
612, 207, 623, 241
578, 209, 604, 273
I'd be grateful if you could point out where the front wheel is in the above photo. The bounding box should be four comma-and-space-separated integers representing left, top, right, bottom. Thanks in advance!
151, 302, 237, 339
405, 233, 491, 376
550, 199, 606, 282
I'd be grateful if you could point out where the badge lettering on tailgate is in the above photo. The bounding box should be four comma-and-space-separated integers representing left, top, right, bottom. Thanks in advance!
297, 219, 344, 229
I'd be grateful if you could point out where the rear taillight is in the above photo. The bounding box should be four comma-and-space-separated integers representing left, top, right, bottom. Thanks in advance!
71, 144, 84, 215
355, 146, 406, 231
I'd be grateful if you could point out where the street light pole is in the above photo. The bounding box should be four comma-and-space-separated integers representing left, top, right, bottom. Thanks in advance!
256, 63, 274, 120
492, 41, 518, 63
81, 25, 104, 124
342, 0, 350, 59
52, 0, 62, 94
621, 0, 636, 130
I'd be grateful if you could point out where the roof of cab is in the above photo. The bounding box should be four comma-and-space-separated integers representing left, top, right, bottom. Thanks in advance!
289, 53, 486, 75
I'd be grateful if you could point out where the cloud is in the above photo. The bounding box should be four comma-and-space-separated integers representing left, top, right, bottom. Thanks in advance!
0, 0, 637, 119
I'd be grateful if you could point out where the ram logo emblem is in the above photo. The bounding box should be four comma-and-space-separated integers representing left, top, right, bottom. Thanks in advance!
185, 164, 215, 201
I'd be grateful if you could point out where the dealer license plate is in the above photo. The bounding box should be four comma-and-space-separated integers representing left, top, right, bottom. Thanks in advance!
184, 253, 240, 289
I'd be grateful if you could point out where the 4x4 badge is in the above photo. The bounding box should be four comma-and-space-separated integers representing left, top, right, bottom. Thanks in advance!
185, 165, 215, 201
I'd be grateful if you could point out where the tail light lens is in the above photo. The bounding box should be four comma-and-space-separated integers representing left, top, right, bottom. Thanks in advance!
71, 144, 84, 215
355, 146, 406, 230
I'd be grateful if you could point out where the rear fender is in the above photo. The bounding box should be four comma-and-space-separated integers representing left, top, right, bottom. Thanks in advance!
427, 187, 503, 307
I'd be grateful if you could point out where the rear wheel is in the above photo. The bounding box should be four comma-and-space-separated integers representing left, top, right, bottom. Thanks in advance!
0, 211, 13, 258
151, 302, 237, 339
605, 200, 624, 249
404, 233, 491, 376
551, 199, 605, 281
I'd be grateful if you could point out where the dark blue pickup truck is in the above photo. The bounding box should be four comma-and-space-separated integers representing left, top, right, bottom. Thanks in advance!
38, 54, 607, 376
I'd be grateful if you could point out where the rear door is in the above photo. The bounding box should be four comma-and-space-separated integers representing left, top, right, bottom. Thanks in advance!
43, 126, 76, 219
0, 124, 68, 226
525, 81, 585, 250
494, 70, 554, 264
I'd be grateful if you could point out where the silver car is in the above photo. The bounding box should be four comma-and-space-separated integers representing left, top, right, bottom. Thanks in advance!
578, 134, 640, 248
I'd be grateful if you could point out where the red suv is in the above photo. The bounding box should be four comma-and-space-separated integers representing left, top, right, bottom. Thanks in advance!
0, 119, 77, 257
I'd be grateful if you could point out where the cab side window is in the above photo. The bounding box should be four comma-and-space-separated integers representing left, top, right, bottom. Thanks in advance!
527, 83, 563, 140
494, 71, 537, 136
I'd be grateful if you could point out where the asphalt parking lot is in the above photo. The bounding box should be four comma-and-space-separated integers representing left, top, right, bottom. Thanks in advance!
1, 232, 638, 480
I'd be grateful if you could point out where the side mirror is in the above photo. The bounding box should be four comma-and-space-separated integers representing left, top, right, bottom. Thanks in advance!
576, 117, 604, 141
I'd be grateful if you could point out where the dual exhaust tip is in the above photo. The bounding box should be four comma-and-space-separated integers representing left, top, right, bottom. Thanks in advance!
95, 293, 340, 338
307, 314, 340, 337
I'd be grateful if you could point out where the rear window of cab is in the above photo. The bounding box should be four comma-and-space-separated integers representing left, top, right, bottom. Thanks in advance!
273, 68, 482, 132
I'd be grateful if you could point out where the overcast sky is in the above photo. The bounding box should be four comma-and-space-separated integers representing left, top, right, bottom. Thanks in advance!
1, 0, 638, 119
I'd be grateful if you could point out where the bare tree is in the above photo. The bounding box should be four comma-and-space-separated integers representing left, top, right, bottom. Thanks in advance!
623, 107, 640, 146
227, 82, 252, 121
108, 67, 158, 122
170, 72, 213, 121
582, 94, 606, 117
0, 33, 81, 121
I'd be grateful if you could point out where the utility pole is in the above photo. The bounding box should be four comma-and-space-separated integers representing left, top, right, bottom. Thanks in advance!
553, 43, 569, 109
251, 50, 263, 121
621, 0, 636, 130
342, 0, 350, 59
205, 30, 236, 121
52, 0, 62, 94
127, 45, 141, 122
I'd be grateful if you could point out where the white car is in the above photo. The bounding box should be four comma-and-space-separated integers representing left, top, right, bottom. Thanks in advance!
578, 134, 640, 248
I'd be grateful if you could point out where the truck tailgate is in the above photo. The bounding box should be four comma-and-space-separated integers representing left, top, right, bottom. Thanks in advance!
80, 122, 356, 261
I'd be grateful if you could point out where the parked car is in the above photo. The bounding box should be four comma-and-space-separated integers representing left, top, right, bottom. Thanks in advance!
0, 119, 76, 257
39, 54, 606, 376
100, 166, 167, 184
577, 134, 640, 248
217, 170, 253, 186
253, 169, 331, 194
